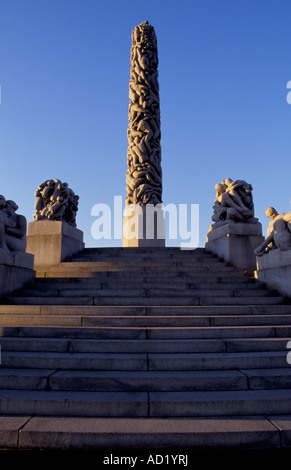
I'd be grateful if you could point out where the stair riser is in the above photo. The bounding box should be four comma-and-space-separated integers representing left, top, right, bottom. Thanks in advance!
0, 354, 147, 371
1, 370, 291, 392
0, 371, 248, 392
149, 394, 291, 417
0, 392, 290, 417
15, 288, 271, 298
6, 297, 284, 306
1, 351, 288, 371
2, 325, 289, 339
48, 376, 247, 392
34, 273, 252, 282
148, 353, 289, 371
29, 281, 262, 291
0, 392, 148, 417
0, 337, 289, 354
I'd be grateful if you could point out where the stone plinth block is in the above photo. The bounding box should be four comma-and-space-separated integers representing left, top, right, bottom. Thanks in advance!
123, 204, 165, 248
255, 248, 291, 297
26, 221, 84, 269
205, 222, 264, 270
0, 250, 35, 297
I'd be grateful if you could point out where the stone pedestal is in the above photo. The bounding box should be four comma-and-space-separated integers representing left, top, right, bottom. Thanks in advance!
123, 204, 165, 247
205, 221, 264, 270
26, 221, 84, 270
255, 248, 291, 297
0, 251, 35, 297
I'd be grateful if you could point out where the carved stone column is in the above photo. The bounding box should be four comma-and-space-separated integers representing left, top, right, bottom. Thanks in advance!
123, 21, 165, 247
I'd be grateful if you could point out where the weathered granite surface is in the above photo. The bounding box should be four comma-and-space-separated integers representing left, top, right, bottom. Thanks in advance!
26, 220, 84, 271
255, 247, 291, 297
206, 220, 264, 270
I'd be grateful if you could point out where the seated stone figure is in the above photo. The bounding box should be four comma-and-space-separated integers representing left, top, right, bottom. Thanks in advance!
255, 207, 291, 256
0, 196, 27, 255
210, 178, 257, 229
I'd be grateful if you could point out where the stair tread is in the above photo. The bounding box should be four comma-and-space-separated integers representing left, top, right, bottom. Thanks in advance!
7, 415, 284, 450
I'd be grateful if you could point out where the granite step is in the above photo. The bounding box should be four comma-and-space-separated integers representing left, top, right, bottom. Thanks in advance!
0, 369, 248, 391
0, 389, 148, 417
0, 368, 55, 390
2, 304, 291, 316
47, 369, 291, 392
147, 351, 289, 370
70, 255, 223, 263
27, 280, 265, 291
12, 287, 274, 298
1, 336, 289, 354
32, 272, 255, 282
241, 368, 291, 390
4, 296, 285, 306
1, 324, 290, 339
69, 246, 208, 257
0, 351, 148, 370
36, 262, 238, 277
1, 313, 288, 329
0, 350, 288, 371
69, 250, 219, 261
149, 389, 291, 417
0, 389, 289, 418
58, 368, 291, 390
35, 270, 257, 280
48, 368, 291, 391
55, 260, 236, 270
11, 415, 287, 450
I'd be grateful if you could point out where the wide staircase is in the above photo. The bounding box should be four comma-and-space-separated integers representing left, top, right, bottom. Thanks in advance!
0, 247, 290, 451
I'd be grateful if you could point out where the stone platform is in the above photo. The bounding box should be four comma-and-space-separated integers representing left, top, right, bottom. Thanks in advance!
0, 247, 290, 451
205, 221, 264, 271
255, 248, 291, 298
0, 251, 35, 298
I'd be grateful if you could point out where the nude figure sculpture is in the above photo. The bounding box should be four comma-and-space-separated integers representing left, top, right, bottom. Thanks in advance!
254, 207, 291, 256
33, 178, 79, 227
0, 196, 27, 255
210, 178, 258, 229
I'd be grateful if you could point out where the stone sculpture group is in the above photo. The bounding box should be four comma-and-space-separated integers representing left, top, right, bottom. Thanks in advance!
207, 176, 291, 263
0, 195, 27, 254
210, 178, 257, 229
125, 20, 162, 206
33, 179, 79, 227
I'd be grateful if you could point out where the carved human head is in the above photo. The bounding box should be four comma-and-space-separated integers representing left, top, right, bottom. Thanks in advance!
6, 200, 18, 214
0, 195, 6, 209
265, 207, 278, 219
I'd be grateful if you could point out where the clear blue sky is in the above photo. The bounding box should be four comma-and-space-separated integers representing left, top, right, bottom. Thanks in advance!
0, 0, 291, 247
